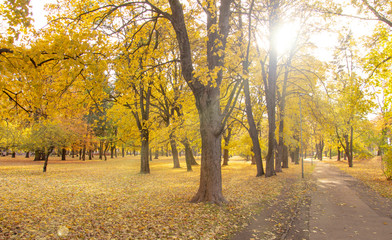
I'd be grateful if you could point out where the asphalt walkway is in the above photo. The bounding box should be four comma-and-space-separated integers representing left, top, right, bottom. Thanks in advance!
310, 161, 392, 240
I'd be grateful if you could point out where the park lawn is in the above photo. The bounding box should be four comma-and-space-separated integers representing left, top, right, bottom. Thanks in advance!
327, 156, 392, 199
0, 155, 308, 239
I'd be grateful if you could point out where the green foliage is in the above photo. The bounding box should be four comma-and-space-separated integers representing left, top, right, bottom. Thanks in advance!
28, 122, 68, 152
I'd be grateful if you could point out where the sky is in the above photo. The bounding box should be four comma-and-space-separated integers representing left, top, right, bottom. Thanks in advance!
30, 0, 56, 29
28, 0, 376, 62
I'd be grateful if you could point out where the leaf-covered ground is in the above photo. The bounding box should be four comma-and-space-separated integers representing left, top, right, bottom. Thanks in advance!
327, 156, 392, 199
0, 155, 305, 239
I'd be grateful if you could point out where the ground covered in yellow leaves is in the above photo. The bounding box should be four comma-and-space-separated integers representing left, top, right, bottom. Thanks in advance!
327, 156, 392, 199
0, 155, 307, 239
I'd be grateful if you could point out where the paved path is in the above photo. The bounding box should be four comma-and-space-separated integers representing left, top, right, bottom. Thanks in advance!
310, 161, 392, 240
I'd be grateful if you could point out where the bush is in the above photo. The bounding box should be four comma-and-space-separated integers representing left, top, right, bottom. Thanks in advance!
381, 150, 392, 180
355, 151, 373, 160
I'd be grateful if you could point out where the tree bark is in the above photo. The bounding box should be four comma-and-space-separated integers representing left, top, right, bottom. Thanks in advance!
61, 148, 66, 161
277, 42, 294, 170
43, 147, 54, 173
348, 126, 353, 167
34, 149, 45, 161
104, 141, 109, 161
99, 141, 103, 160
190, 97, 225, 203
25, 151, 30, 158
290, 149, 295, 163
168, 0, 233, 203
239, 0, 264, 176
170, 133, 180, 168
264, 0, 279, 177
140, 129, 150, 174
244, 79, 264, 176
181, 139, 193, 171
281, 145, 289, 168
222, 127, 232, 166
316, 140, 324, 160
294, 147, 300, 164
110, 144, 115, 158
81, 146, 85, 161
337, 148, 341, 161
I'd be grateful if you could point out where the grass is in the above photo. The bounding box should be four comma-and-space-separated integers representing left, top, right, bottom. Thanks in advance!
0, 155, 309, 239
326, 156, 392, 199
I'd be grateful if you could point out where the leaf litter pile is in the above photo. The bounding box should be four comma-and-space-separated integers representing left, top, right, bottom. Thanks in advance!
0, 156, 305, 239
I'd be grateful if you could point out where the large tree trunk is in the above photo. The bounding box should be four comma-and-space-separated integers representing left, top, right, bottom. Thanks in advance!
110, 144, 115, 159
337, 147, 341, 161
61, 148, 66, 161
316, 140, 324, 160
281, 144, 289, 168
140, 129, 150, 174
290, 149, 295, 163
264, 0, 279, 177
25, 151, 30, 158
244, 79, 264, 176
239, 1, 264, 176
181, 139, 193, 171
170, 133, 180, 168
275, 140, 281, 172
190, 94, 225, 203
169, 0, 232, 204
34, 149, 45, 161
277, 44, 294, 171
294, 147, 300, 164
223, 148, 229, 166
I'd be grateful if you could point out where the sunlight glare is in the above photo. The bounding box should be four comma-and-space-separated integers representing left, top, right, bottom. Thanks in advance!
273, 22, 300, 55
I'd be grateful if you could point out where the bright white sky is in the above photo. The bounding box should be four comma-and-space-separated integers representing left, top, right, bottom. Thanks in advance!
30, 0, 56, 29
29, 0, 375, 62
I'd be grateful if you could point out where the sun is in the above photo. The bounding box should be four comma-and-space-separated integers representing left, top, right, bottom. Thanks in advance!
273, 22, 301, 56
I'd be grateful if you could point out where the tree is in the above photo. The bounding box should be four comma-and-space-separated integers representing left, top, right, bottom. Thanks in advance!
29, 122, 68, 172
60, 0, 244, 203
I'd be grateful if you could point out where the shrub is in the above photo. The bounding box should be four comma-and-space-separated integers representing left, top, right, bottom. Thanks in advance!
355, 151, 373, 160
381, 150, 392, 180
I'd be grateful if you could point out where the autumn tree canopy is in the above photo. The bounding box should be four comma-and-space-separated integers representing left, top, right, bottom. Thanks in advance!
1, 0, 392, 203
